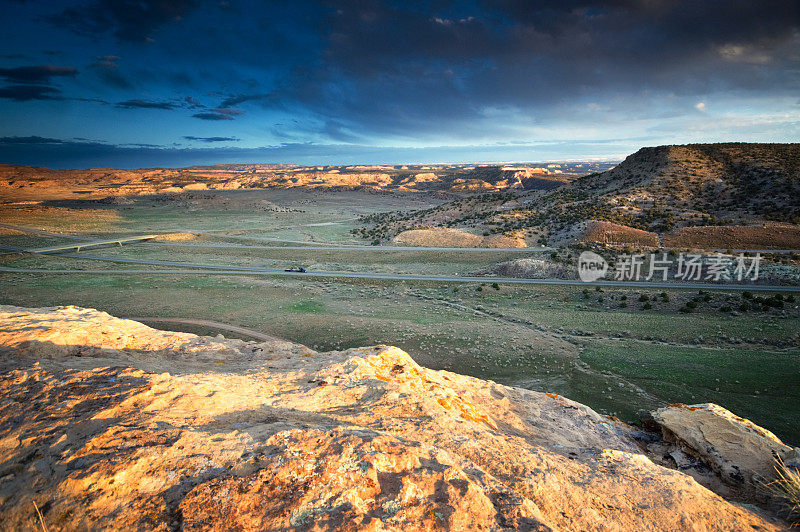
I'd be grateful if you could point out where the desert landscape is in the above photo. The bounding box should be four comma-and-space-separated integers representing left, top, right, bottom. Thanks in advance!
3, 0, 800, 529
1, 143, 799, 529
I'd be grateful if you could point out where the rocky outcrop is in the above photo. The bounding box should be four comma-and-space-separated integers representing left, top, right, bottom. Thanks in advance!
652, 403, 799, 491
0, 305, 787, 530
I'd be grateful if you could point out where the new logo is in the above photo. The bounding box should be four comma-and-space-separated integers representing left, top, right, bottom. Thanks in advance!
578, 251, 608, 282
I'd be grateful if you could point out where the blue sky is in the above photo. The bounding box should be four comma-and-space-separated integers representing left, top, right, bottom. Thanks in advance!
0, 0, 798, 168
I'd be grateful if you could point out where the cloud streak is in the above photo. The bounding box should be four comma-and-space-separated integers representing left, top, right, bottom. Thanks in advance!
0, 65, 77, 84
0, 84, 62, 101
183, 136, 239, 142
116, 99, 176, 109
192, 112, 233, 121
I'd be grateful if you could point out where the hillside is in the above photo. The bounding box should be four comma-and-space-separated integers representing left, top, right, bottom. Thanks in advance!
355, 143, 800, 249
0, 305, 795, 529
568, 143, 800, 229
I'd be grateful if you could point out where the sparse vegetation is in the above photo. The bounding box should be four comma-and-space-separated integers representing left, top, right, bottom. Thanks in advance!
350, 144, 800, 252
764, 457, 800, 524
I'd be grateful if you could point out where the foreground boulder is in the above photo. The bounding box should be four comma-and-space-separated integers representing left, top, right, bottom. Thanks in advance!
652, 403, 799, 492
0, 305, 786, 530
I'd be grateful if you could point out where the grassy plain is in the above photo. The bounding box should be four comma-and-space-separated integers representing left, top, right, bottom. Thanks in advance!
1, 189, 798, 443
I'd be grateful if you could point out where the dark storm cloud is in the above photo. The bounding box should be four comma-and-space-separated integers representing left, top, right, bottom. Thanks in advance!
0, 84, 62, 101
2, 0, 799, 167
49, 0, 200, 42
183, 136, 239, 142
285, 0, 799, 137
0, 65, 76, 84
116, 99, 176, 109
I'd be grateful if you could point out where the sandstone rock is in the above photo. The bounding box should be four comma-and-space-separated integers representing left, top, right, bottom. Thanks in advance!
0, 306, 786, 530
652, 403, 799, 489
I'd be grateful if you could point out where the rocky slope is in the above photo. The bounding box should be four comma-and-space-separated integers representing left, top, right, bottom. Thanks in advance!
568, 143, 800, 228
0, 305, 793, 530
355, 143, 800, 249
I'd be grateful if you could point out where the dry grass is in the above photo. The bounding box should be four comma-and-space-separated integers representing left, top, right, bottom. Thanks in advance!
0, 205, 121, 233
764, 457, 800, 525
33, 500, 48, 532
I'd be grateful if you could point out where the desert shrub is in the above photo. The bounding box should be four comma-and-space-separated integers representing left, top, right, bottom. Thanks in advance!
686, 301, 698, 309
492, 282, 500, 290
643, 302, 652, 310
492, 258, 571, 279
719, 305, 732, 312
742, 291, 753, 299
679, 306, 693, 313
639, 294, 648, 302
620, 302, 628, 308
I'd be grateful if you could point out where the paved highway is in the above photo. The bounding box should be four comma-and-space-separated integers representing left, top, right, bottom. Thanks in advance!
2, 263, 797, 292
146, 241, 553, 252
